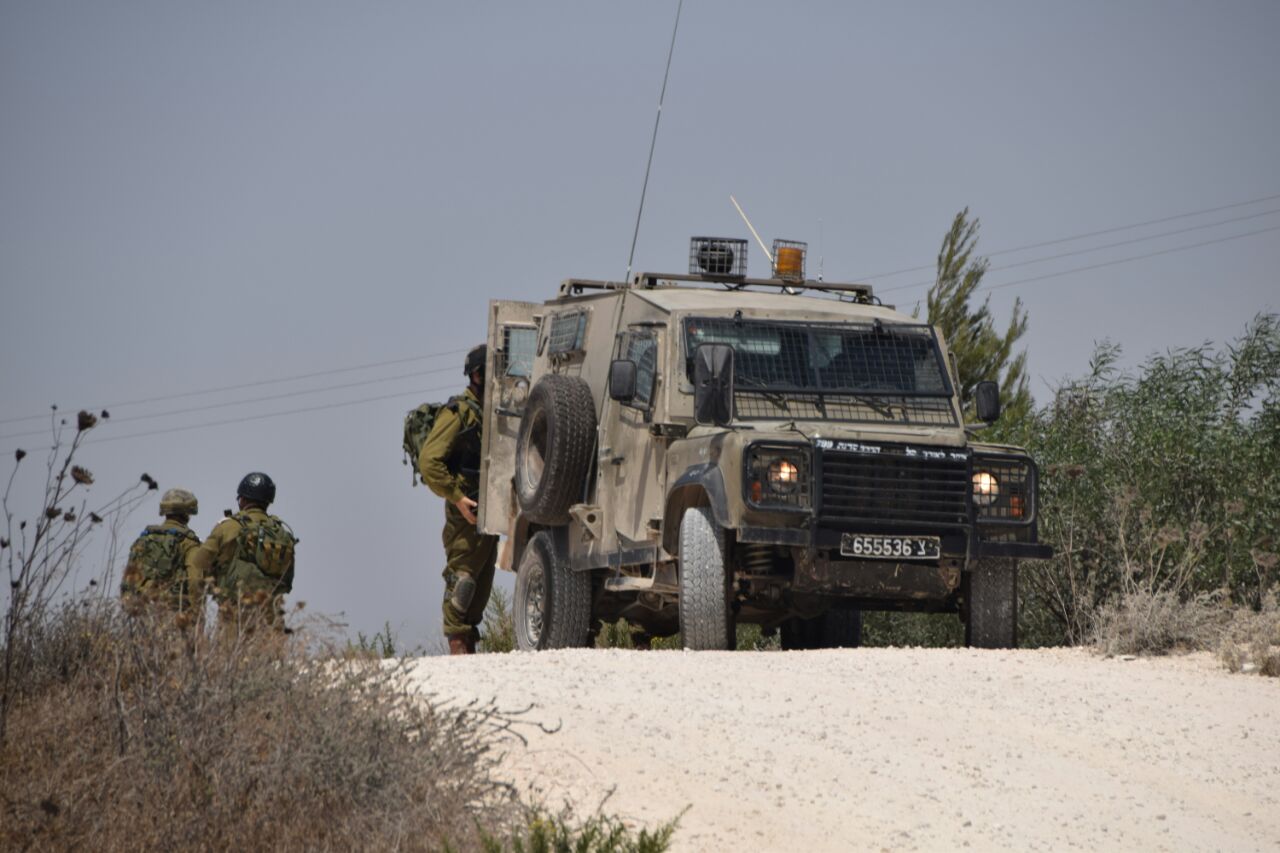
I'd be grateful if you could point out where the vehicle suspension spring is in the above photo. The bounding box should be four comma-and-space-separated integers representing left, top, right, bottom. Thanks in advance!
743, 543, 774, 574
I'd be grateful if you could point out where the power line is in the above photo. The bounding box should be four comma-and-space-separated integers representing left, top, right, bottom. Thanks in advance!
882, 223, 1280, 297
0, 365, 460, 442
3, 383, 457, 454
0, 346, 469, 427
854, 190, 1280, 281
879, 211, 1280, 295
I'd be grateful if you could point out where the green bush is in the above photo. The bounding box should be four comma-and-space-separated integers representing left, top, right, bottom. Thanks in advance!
481, 586, 516, 653
1017, 315, 1280, 645
485, 805, 680, 853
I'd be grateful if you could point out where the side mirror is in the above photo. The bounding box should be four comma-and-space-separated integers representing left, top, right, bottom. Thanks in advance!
609, 359, 637, 402
694, 343, 734, 426
974, 380, 1001, 423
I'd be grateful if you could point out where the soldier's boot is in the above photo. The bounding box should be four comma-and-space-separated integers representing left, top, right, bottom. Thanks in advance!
447, 634, 470, 656
464, 628, 479, 654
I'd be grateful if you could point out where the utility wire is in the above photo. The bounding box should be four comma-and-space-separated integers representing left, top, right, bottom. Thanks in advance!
3, 383, 457, 454
855, 190, 1280, 281
879, 210, 1280, 294
881, 223, 1280, 297
0, 346, 469, 427
8, 227, 1275, 453
0, 365, 460, 442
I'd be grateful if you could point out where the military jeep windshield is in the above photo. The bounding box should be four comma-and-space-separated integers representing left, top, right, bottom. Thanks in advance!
684, 317, 958, 425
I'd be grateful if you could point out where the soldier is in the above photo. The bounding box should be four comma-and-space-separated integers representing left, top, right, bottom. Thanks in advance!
187, 472, 297, 632
121, 488, 203, 614
419, 344, 498, 655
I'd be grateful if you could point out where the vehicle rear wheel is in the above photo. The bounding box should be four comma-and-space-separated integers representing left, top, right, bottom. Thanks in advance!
514, 375, 596, 525
964, 559, 1018, 649
677, 506, 734, 650
781, 609, 863, 650
514, 529, 591, 650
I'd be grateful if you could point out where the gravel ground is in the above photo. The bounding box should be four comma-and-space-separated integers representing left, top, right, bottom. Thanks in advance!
405, 648, 1280, 852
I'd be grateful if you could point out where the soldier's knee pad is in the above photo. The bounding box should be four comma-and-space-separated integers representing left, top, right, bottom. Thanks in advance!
450, 574, 477, 613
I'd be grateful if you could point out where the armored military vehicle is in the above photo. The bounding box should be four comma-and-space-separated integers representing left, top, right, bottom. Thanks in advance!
479, 236, 1051, 651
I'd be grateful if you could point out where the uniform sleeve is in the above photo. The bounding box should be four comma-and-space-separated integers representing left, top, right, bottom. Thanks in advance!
182, 534, 205, 594
419, 405, 466, 504
187, 520, 237, 590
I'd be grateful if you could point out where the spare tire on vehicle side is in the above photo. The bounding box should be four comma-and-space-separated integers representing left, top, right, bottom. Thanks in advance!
515, 374, 597, 525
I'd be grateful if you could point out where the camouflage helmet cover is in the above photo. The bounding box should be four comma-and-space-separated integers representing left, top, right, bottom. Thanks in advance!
464, 344, 487, 376
237, 472, 276, 506
159, 488, 198, 517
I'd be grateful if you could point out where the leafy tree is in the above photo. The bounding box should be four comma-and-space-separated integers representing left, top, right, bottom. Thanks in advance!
921, 208, 1033, 430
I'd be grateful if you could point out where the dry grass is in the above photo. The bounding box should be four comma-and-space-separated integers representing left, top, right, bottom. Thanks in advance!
1090, 589, 1279, 677
1, 602, 522, 851
1218, 592, 1280, 676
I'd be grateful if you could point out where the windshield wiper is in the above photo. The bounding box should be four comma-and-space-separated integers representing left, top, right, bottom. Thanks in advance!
737, 375, 791, 412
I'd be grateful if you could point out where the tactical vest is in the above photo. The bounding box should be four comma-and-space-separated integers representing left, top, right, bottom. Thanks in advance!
446, 395, 484, 496
219, 513, 297, 600
122, 525, 198, 601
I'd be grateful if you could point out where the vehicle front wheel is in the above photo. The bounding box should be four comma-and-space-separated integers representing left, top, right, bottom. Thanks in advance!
964, 559, 1018, 649
514, 529, 591, 650
677, 506, 734, 650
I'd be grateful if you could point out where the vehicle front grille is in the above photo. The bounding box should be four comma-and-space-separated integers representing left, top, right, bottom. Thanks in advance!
819, 447, 971, 528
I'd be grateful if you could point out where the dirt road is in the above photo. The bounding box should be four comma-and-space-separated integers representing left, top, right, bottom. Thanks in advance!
406, 648, 1279, 851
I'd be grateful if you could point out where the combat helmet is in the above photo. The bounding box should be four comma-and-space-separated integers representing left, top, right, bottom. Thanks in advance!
159, 488, 198, 517
237, 472, 276, 506
464, 344, 487, 377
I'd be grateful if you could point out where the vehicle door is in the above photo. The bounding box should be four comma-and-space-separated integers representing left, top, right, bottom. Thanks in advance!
479, 300, 539, 542
600, 323, 667, 556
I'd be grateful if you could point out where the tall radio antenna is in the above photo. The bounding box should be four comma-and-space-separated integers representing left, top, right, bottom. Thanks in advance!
625, 0, 684, 283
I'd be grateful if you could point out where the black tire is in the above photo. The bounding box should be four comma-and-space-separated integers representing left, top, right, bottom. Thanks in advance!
677, 506, 734, 650
514, 529, 591, 650
515, 375, 597, 525
781, 609, 863, 650
964, 559, 1018, 649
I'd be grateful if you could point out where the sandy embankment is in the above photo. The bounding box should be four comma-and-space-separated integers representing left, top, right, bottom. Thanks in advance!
406, 648, 1280, 852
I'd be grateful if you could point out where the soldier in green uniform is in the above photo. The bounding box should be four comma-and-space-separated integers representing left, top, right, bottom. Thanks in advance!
121, 488, 203, 613
187, 472, 297, 632
419, 344, 498, 655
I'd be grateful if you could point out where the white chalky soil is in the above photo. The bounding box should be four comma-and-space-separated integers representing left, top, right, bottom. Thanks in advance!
406, 648, 1280, 852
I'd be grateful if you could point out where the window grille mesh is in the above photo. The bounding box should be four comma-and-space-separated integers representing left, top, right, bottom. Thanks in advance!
548, 311, 588, 355
499, 326, 536, 378
623, 331, 658, 408
685, 317, 949, 397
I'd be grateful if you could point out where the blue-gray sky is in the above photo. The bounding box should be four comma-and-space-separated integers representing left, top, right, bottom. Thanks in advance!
2, 1, 1277, 650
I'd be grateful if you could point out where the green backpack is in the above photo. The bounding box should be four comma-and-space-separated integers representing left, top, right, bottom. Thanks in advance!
123, 526, 197, 597
401, 396, 482, 486
222, 513, 297, 598
403, 401, 447, 487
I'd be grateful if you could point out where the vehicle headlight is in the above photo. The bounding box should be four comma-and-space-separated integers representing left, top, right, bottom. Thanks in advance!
972, 470, 1000, 506
767, 459, 800, 494
746, 444, 810, 509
